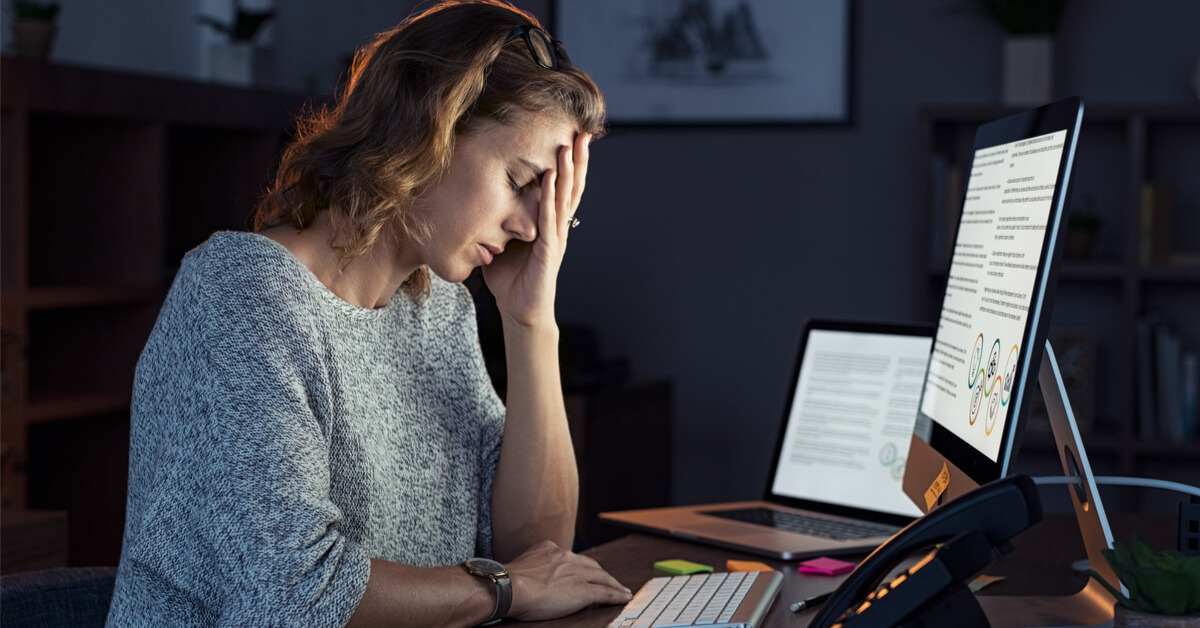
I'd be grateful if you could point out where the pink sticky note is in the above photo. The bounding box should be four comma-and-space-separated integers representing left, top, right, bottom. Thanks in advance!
799, 557, 856, 575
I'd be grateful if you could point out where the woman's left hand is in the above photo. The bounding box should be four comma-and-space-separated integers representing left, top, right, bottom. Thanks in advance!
483, 131, 590, 327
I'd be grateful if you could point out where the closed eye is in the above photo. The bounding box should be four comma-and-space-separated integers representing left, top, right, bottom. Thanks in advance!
508, 174, 540, 195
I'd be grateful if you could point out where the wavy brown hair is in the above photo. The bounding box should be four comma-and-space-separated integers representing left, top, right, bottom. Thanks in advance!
254, 0, 606, 297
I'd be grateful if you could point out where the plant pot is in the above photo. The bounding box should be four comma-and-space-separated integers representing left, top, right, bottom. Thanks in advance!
1003, 35, 1054, 106
1064, 227, 1098, 260
1113, 604, 1200, 627
13, 19, 56, 61
208, 42, 276, 86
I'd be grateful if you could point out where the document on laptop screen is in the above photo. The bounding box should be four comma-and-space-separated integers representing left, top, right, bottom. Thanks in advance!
771, 330, 929, 517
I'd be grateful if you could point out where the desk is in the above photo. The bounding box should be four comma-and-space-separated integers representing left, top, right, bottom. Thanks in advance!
528, 514, 1175, 627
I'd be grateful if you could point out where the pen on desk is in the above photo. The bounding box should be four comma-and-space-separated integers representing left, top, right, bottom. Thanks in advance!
789, 592, 832, 612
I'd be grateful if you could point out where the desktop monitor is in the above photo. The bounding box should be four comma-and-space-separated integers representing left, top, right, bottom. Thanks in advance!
903, 97, 1085, 514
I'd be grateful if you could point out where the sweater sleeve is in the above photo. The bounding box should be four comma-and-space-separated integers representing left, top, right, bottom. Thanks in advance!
196, 266, 371, 626
448, 282, 507, 560
425, 278, 507, 560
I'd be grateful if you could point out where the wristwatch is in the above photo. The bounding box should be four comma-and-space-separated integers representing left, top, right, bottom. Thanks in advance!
463, 557, 512, 625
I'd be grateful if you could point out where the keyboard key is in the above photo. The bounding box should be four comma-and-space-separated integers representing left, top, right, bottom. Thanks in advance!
610, 570, 781, 627
701, 507, 898, 540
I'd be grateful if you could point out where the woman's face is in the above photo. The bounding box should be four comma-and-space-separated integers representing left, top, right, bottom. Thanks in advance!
408, 114, 577, 283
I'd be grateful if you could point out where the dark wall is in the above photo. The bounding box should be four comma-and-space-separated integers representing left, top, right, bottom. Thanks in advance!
406, 0, 1200, 505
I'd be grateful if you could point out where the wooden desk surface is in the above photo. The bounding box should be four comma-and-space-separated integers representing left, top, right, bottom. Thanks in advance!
525, 513, 1175, 627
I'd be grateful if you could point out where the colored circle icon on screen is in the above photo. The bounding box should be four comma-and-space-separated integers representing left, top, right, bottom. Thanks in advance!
1002, 344, 1018, 405
985, 376, 1002, 435
986, 339, 1001, 381
970, 379, 984, 425
890, 458, 906, 481
879, 442, 897, 466
968, 333, 984, 387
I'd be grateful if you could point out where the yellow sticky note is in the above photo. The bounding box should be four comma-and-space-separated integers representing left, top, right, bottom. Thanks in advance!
924, 461, 950, 510
969, 574, 1006, 593
654, 559, 713, 575
726, 560, 776, 573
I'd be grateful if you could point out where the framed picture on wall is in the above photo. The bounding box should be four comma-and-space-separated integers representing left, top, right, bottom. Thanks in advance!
554, 0, 853, 125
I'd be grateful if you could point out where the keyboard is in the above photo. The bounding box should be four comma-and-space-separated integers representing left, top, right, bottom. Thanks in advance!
702, 507, 898, 540
606, 570, 783, 628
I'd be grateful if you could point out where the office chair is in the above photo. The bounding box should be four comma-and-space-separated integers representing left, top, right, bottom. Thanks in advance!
0, 566, 118, 628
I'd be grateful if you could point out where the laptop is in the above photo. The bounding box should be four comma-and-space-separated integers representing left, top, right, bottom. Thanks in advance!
600, 318, 934, 560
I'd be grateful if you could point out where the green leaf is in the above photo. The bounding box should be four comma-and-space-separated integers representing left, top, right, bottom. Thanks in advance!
1088, 569, 1136, 608
1113, 563, 1144, 601
1111, 541, 1133, 568
1140, 571, 1190, 615
1126, 591, 1158, 614
1184, 558, 1200, 614
1152, 550, 1186, 572
1131, 537, 1156, 568
1105, 538, 1200, 614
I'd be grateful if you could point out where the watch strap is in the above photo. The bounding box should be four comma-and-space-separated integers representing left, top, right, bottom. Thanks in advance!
493, 572, 512, 621
465, 559, 512, 625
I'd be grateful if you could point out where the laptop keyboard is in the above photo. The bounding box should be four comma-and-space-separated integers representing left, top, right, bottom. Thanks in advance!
701, 507, 898, 541
606, 571, 782, 628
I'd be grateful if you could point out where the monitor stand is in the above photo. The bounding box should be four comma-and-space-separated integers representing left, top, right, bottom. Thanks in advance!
979, 341, 1121, 628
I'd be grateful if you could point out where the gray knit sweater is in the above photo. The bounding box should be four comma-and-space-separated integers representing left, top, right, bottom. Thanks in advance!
106, 232, 506, 627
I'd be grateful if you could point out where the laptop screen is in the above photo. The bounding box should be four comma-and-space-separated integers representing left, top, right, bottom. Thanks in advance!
769, 324, 931, 518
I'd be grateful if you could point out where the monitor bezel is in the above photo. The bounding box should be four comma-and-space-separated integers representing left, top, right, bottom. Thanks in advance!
764, 317, 934, 526
911, 97, 1084, 489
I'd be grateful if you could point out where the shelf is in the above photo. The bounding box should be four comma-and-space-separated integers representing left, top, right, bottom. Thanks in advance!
919, 104, 1200, 495
1020, 432, 1115, 453
1021, 433, 1199, 458
927, 258, 1199, 286
0, 508, 68, 573
1139, 264, 1200, 283
26, 115, 166, 289
1058, 262, 1127, 282
1129, 439, 1200, 457
25, 392, 130, 424
166, 125, 283, 263
0, 58, 311, 130
1, 109, 21, 293
26, 303, 158, 405
921, 103, 1200, 125
23, 286, 162, 310
1, 60, 309, 526
927, 261, 1130, 282
0, 401, 21, 426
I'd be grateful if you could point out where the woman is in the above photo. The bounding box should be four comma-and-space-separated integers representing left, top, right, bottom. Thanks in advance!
106, 1, 632, 625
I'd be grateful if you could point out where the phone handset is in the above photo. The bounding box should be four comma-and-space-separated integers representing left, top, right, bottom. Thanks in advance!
808, 474, 1043, 628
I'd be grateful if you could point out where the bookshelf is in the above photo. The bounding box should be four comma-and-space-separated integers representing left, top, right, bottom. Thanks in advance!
918, 105, 1200, 509
0, 58, 310, 565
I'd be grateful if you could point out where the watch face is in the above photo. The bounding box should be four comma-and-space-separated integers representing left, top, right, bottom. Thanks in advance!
466, 557, 507, 577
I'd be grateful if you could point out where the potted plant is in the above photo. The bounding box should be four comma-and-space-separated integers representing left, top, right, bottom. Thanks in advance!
197, 0, 276, 86
1089, 537, 1200, 627
1065, 211, 1100, 259
1065, 195, 1102, 260
9, 0, 59, 61
977, 0, 1070, 35
951, 0, 1070, 105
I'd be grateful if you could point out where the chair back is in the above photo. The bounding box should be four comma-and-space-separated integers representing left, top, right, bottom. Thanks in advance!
0, 566, 118, 628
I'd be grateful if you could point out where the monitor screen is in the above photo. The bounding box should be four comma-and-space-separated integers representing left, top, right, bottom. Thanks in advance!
904, 98, 1084, 510
920, 128, 1068, 462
